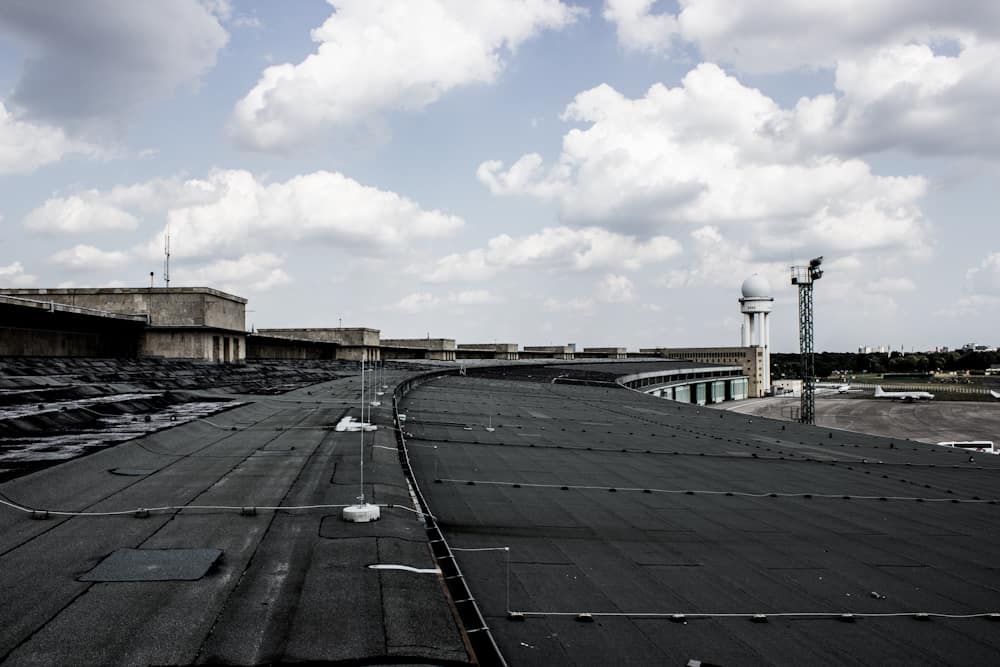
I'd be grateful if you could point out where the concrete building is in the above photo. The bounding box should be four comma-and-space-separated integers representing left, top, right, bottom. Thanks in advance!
0, 288, 247, 363
245, 333, 340, 360
579, 347, 628, 359
739, 274, 773, 393
381, 338, 456, 361
256, 328, 380, 361
456, 343, 519, 360
0, 294, 147, 358
616, 362, 749, 405
640, 346, 767, 398
522, 345, 575, 360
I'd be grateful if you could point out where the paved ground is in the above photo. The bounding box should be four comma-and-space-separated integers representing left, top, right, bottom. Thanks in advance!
724, 395, 1000, 445
401, 370, 1000, 666
0, 363, 469, 666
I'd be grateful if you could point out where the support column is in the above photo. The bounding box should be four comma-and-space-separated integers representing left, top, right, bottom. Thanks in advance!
763, 313, 771, 393
742, 313, 751, 347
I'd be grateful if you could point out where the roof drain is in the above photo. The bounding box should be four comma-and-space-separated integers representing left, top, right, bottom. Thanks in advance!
392, 371, 508, 667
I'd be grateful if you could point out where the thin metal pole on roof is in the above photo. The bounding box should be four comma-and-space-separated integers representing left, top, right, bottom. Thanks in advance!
359, 357, 365, 504
505, 547, 511, 613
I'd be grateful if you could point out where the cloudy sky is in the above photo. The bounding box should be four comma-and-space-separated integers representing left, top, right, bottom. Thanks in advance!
1, 0, 998, 352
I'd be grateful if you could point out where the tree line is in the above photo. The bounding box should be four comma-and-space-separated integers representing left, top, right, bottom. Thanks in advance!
771, 351, 1000, 379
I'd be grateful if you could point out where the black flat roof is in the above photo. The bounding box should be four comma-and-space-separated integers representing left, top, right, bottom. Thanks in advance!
3, 357, 999, 665
399, 367, 1000, 665
0, 358, 468, 665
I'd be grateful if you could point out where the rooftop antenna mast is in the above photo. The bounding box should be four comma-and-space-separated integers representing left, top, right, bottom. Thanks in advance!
790, 256, 824, 425
342, 356, 380, 523
163, 223, 171, 288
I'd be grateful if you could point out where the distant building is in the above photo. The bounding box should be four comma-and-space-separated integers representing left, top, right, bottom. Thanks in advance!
456, 343, 519, 360
640, 346, 766, 397
0, 287, 247, 363
578, 347, 628, 359
521, 345, 575, 360
381, 338, 456, 361
255, 327, 381, 361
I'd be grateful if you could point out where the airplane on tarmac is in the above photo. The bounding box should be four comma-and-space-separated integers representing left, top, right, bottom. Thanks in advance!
874, 385, 935, 402
816, 383, 859, 394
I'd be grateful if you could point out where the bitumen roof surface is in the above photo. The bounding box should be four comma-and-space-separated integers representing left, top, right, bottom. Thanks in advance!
399, 366, 1000, 666
2, 357, 1000, 666
0, 359, 469, 666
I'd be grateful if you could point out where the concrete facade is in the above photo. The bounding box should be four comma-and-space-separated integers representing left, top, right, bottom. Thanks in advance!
0, 288, 246, 363
256, 328, 380, 361
639, 346, 767, 398
245, 334, 338, 360
456, 343, 519, 360
522, 345, 576, 360
381, 338, 457, 361
0, 296, 145, 358
579, 347, 628, 359
141, 329, 245, 363
618, 365, 749, 405
0, 287, 246, 330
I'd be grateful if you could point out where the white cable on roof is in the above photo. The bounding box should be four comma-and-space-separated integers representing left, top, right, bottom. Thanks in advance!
431, 478, 997, 504
0, 496, 432, 518
448, 544, 998, 622
510, 610, 998, 619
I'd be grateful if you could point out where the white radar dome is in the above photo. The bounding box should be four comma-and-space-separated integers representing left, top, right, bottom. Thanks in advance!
741, 274, 771, 299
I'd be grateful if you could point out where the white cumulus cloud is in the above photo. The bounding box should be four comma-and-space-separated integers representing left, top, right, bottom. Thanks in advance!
183, 253, 292, 292
390, 289, 503, 313
23, 169, 463, 260
601, 2, 1000, 158
228, 0, 584, 151
595, 273, 635, 303
792, 40, 1000, 157
24, 194, 139, 233
421, 226, 680, 283
394, 292, 440, 314
602, 0, 678, 55
50, 245, 130, 271
604, 0, 1000, 73
967, 253, 1000, 294
662, 226, 787, 291
0, 261, 37, 286
479, 64, 930, 259
0, 102, 101, 174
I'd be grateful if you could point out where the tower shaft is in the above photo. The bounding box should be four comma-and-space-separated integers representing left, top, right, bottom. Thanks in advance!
790, 256, 823, 426
797, 282, 815, 425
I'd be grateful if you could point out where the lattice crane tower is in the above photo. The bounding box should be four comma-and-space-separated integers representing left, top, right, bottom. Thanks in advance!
790, 257, 824, 425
